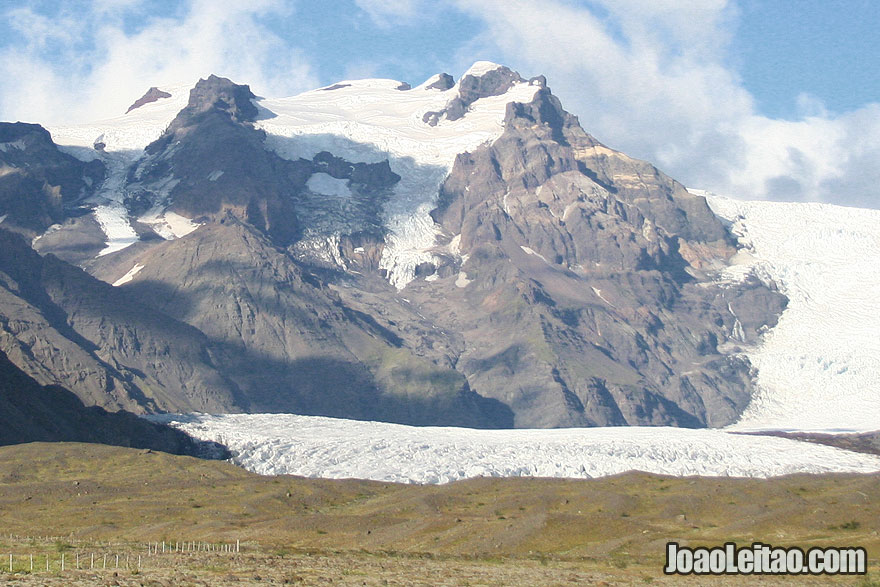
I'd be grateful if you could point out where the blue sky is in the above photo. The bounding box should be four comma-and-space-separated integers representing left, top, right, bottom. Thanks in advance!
1, 0, 878, 207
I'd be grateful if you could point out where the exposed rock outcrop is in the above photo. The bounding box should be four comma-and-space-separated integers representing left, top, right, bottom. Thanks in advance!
0, 347, 217, 455
0, 228, 242, 414
126, 87, 172, 113
410, 86, 787, 427
0, 122, 103, 237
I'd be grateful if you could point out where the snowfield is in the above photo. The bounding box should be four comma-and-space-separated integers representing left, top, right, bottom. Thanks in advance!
152, 413, 880, 484
46, 83, 193, 255
701, 193, 880, 433
43, 64, 539, 287
255, 61, 539, 288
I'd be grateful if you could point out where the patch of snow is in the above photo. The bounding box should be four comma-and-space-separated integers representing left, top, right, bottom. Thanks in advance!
140, 209, 201, 240
255, 64, 539, 288
520, 245, 548, 263
0, 139, 26, 152
306, 172, 351, 197
152, 413, 880, 484
424, 273, 439, 282
112, 263, 144, 287
455, 271, 472, 288
0, 214, 6, 224
164, 211, 201, 238
697, 190, 880, 433
463, 61, 504, 78
207, 170, 224, 181
94, 203, 138, 256
591, 287, 617, 308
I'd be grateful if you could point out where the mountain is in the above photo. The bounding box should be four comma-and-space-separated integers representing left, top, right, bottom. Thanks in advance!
0, 346, 209, 454
0, 63, 786, 428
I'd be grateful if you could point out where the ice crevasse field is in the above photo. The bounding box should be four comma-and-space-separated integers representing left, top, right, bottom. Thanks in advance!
42, 64, 880, 483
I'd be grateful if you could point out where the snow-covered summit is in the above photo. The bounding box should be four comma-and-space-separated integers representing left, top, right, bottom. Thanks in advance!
48, 82, 192, 155
462, 60, 506, 78
254, 62, 541, 287
40, 64, 542, 286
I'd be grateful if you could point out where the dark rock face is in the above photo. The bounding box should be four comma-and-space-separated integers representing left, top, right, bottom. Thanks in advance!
0, 347, 217, 455
119, 219, 512, 427
425, 73, 455, 91
169, 74, 259, 128
126, 87, 172, 113
423, 66, 524, 126
417, 87, 786, 427
0, 228, 242, 414
0, 123, 103, 236
128, 76, 303, 244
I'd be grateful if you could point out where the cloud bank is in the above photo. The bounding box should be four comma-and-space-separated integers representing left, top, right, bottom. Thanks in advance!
0, 0, 318, 125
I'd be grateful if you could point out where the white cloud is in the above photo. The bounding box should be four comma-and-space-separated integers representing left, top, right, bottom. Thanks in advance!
0, 0, 318, 124
452, 0, 880, 208
354, 0, 421, 27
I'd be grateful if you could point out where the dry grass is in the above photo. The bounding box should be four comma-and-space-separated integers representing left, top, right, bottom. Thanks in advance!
0, 442, 878, 585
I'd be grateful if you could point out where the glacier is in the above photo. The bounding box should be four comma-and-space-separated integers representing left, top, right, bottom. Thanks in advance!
702, 194, 880, 433
254, 64, 540, 288
151, 193, 880, 484
153, 413, 880, 484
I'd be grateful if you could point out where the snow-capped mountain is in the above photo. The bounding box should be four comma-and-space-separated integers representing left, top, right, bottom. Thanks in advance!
0, 62, 795, 431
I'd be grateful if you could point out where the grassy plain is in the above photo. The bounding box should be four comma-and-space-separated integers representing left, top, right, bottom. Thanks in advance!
0, 442, 877, 585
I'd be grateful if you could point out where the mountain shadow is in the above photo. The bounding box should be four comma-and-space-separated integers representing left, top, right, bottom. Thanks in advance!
0, 348, 225, 456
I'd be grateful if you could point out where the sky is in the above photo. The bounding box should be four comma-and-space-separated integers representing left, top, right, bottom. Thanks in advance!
0, 0, 878, 208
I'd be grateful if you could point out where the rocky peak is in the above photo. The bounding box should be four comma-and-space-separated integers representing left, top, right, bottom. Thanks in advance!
0, 121, 52, 145
422, 62, 528, 126
167, 75, 259, 132
126, 87, 173, 113
455, 63, 523, 109
425, 73, 455, 91
0, 122, 104, 236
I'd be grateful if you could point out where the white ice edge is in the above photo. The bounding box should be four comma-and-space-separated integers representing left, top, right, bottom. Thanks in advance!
691, 190, 880, 433
152, 413, 880, 484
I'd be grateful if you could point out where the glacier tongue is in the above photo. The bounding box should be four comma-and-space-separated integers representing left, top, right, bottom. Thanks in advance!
701, 192, 880, 432
154, 413, 880, 484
